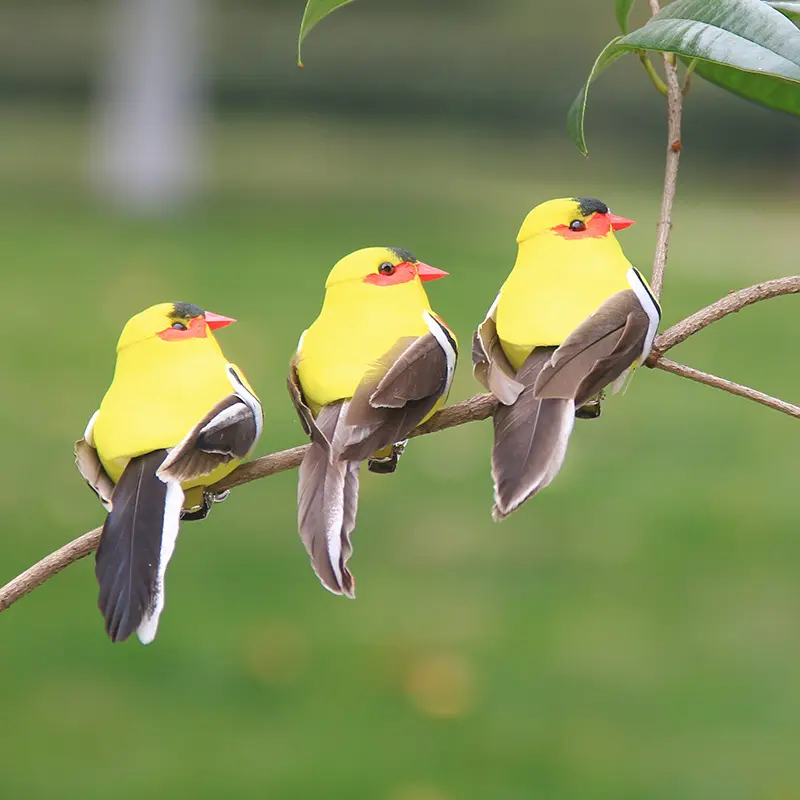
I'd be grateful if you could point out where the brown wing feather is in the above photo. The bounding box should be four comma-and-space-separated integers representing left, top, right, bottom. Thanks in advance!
158, 395, 259, 484
573, 309, 650, 405
490, 349, 575, 520
472, 313, 525, 406
288, 353, 327, 444
369, 334, 448, 407
533, 290, 649, 406
75, 438, 115, 510
340, 332, 453, 463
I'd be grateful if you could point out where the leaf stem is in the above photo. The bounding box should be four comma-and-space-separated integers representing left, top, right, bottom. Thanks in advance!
638, 50, 669, 95
682, 58, 697, 95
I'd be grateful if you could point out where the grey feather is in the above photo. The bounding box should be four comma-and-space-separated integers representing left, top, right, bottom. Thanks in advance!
340, 332, 452, 462
158, 394, 259, 484
295, 330, 455, 593
490, 349, 575, 520
297, 402, 358, 597
75, 438, 115, 511
288, 354, 328, 445
534, 289, 650, 406
472, 313, 525, 406
369, 335, 448, 407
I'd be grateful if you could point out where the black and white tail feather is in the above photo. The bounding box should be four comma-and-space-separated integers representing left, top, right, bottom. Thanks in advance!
474, 275, 660, 520
94, 450, 183, 643
289, 313, 458, 596
76, 365, 262, 643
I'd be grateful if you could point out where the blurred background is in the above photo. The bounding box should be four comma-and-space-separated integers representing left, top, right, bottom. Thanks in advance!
1, 1, 799, 798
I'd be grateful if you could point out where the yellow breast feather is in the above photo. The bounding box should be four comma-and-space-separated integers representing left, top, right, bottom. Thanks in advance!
93, 338, 240, 483
497, 233, 632, 370
296, 279, 432, 409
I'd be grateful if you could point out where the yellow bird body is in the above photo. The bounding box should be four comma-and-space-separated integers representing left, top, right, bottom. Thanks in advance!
94, 336, 251, 500
296, 258, 441, 413
473, 197, 660, 520
289, 246, 456, 597
77, 302, 263, 643
496, 199, 634, 370
498, 234, 632, 370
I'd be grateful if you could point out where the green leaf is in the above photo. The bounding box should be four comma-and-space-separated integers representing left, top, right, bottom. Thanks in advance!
568, 0, 800, 155
297, 0, 357, 66
766, 1, 800, 20
567, 39, 630, 156
615, 0, 638, 33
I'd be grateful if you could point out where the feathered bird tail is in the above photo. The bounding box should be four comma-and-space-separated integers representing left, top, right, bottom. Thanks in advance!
490, 349, 575, 520
95, 450, 184, 643
297, 403, 359, 597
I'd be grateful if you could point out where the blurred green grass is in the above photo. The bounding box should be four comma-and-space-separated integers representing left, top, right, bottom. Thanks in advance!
0, 110, 798, 800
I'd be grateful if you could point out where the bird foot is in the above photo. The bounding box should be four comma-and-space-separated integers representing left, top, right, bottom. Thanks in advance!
180, 489, 230, 522
367, 440, 408, 474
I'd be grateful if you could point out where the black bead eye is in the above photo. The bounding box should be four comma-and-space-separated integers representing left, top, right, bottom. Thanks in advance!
171, 321, 188, 330
569, 220, 586, 232
378, 262, 396, 276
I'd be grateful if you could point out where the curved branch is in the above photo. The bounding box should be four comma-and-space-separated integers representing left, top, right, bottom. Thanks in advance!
1, 278, 797, 614
213, 393, 499, 494
0, 528, 102, 612
648, 276, 800, 358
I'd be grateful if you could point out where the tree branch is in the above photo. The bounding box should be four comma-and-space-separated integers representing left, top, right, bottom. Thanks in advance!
1, 276, 796, 615
652, 358, 800, 418
648, 276, 800, 358
212, 393, 499, 495
647, 0, 683, 301
0, 528, 102, 612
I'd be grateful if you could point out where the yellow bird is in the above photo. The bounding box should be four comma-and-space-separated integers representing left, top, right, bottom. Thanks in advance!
75, 302, 263, 643
289, 246, 457, 597
473, 197, 660, 519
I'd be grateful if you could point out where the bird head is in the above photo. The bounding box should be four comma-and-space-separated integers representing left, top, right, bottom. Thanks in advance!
516, 197, 634, 245
325, 247, 448, 290
116, 302, 236, 351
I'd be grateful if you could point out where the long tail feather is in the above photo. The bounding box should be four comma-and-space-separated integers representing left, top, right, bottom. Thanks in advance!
297, 404, 359, 598
136, 479, 184, 644
490, 350, 575, 520
95, 450, 183, 643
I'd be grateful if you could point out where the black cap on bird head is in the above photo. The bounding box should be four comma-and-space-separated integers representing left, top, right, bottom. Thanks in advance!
574, 197, 609, 217
516, 197, 635, 243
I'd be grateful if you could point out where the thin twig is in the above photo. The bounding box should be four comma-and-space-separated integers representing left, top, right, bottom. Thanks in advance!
648, 2, 683, 301
653, 358, 800, 418
0, 277, 796, 614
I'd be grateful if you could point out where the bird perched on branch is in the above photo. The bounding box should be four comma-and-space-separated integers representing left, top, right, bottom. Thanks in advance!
75, 303, 262, 643
473, 197, 660, 520
289, 247, 457, 597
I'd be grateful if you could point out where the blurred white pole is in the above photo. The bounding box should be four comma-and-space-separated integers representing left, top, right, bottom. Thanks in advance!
92, 0, 203, 214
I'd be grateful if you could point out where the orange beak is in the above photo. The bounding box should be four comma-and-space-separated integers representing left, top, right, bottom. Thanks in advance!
416, 262, 449, 282
204, 311, 236, 330
608, 213, 635, 231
